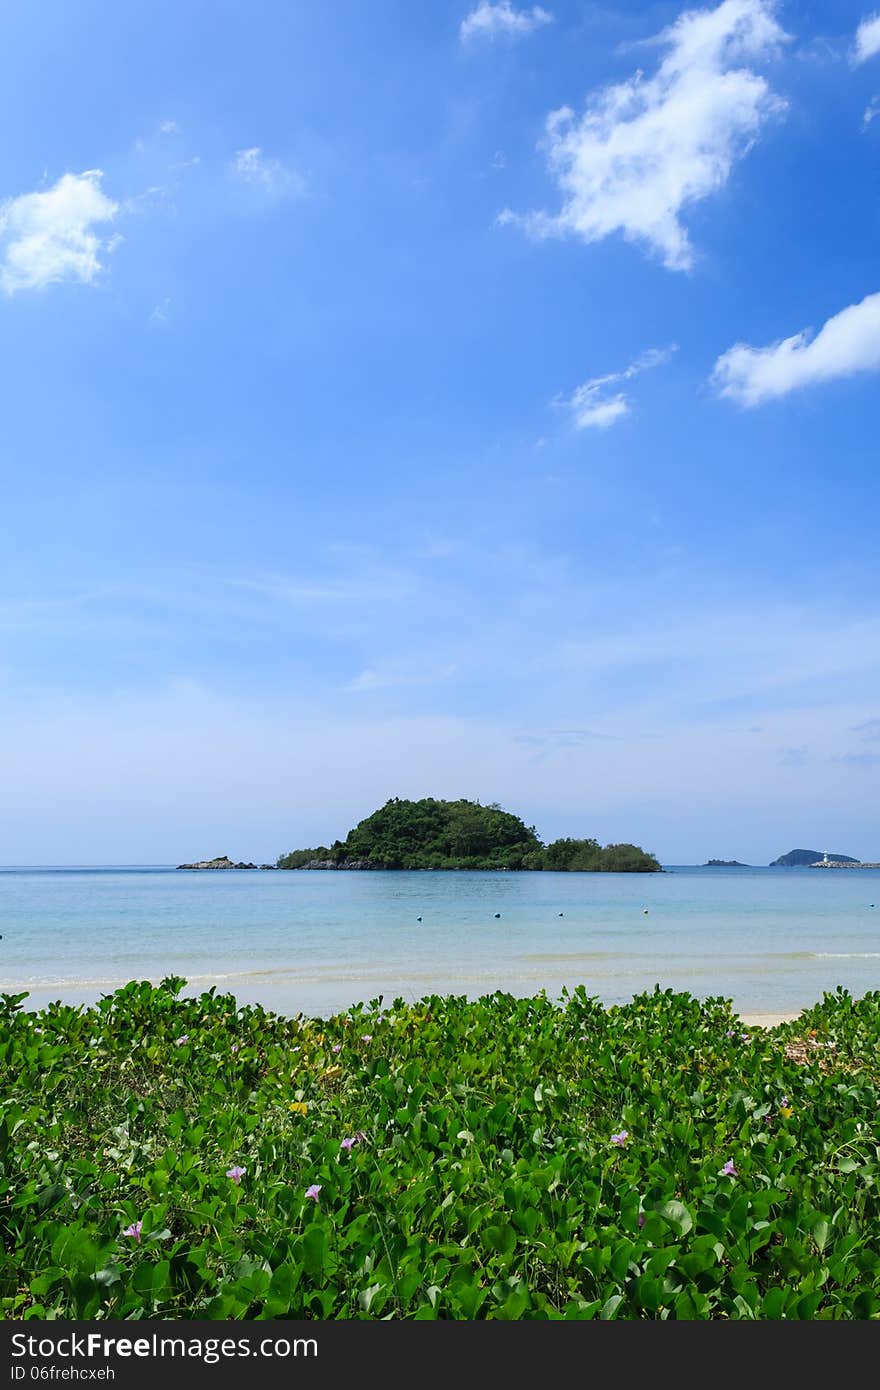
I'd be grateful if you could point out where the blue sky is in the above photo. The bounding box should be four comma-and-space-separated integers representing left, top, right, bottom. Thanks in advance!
1, 0, 879, 864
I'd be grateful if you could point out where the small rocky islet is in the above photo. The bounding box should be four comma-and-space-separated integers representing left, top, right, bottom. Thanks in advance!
176, 856, 276, 871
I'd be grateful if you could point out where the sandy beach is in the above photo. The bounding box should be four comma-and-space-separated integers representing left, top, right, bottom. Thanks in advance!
741, 1011, 802, 1028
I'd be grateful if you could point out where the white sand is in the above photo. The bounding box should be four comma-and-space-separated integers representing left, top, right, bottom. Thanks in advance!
740, 1011, 802, 1028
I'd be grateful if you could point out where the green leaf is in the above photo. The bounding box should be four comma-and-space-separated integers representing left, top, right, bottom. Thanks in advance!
301, 1225, 327, 1279
600, 1294, 624, 1320
483, 1224, 516, 1257
811, 1218, 829, 1253
659, 1200, 693, 1238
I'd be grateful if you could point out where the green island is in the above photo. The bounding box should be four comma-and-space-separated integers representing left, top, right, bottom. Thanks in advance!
2, 980, 877, 1319
277, 797, 660, 872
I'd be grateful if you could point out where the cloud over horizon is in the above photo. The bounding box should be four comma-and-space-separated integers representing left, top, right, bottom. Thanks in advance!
0, 170, 119, 294
712, 290, 880, 404
500, 0, 788, 270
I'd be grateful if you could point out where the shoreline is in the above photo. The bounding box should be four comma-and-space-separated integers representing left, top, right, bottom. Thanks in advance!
739, 1010, 802, 1028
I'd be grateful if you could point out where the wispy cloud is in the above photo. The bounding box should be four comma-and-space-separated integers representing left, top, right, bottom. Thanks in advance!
835, 751, 880, 769
712, 290, 880, 405
344, 663, 458, 694
500, 0, 787, 271
515, 728, 622, 763
232, 575, 402, 606
864, 95, 880, 126
149, 297, 171, 324
779, 745, 808, 767
460, 2, 552, 44
232, 147, 308, 198
0, 170, 119, 294
851, 717, 880, 741
853, 12, 880, 64
559, 345, 676, 429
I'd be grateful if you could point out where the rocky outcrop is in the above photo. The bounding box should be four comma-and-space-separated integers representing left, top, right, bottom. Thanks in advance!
298, 858, 385, 870
176, 856, 258, 870
703, 859, 749, 867
810, 860, 880, 868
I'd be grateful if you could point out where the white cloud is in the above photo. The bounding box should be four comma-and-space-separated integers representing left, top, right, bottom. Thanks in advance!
561, 345, 676, 429
572, 394, 629, 429
460, 2, 552, 43
0, 170, 119, 295
149, 297, 172, 324
854, 13, 880, 64
712, 290, 880, 405
864, 95, 880, 126
345, 662, 458, 693
232, 147, 307, 197
158, 120, 178, 135
501, 0, 788, 271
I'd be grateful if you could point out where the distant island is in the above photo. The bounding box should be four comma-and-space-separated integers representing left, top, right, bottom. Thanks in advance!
769, 849, 860, 867
276, 798, 661, 873
177, 856, 276, 871
703, 859, 750, 867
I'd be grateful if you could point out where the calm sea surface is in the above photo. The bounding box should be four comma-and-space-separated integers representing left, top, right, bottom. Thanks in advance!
1, 865, 878, 1017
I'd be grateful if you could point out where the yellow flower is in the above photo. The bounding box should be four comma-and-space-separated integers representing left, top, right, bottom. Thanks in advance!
288, 1101, 308, 1115
779, 1106, 793, 1119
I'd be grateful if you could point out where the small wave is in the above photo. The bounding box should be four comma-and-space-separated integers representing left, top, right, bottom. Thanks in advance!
809, 952, 880, 959
523, 951, 635, 963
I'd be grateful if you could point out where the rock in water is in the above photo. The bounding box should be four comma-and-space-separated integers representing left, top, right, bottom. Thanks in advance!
176, 856, 258, 870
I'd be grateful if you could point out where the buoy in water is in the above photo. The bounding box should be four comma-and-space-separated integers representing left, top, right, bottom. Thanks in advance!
494, 912, 501, 918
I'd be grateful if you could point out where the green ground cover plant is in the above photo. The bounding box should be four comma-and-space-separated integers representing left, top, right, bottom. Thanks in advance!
1, 981, 877, 1319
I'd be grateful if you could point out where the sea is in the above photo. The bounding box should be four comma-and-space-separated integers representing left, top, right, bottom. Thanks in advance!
1, 864, 878, 1019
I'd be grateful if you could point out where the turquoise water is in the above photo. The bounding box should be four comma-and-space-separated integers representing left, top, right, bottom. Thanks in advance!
1, 865, 878, 1017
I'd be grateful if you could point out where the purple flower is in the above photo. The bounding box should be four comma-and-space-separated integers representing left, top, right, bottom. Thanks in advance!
740, 1032, 750, 1042
720, 1159, 738, 1178
638, 1212, 646, 1228
305, 1184, 322, 1201
122, 1220, 143, 1244
726, 1030, 737, 1039
361, 1034, 373, 1043
175, 1034, 189, 1047
340, 1130, 367, 1152
231, 1044, 240, 1054
780, 1095, 789, 1107
332, 1043, 342, 1054
610, 1131, 629, 1147
226, 1165, 246, 1184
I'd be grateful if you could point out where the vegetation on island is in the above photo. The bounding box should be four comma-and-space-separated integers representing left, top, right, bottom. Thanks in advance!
770, 850, 860, 867
277, 798, 660, 873
2, 979, 878, 1319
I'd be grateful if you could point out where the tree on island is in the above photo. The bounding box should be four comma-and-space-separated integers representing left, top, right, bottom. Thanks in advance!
277, 797, 660, 872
